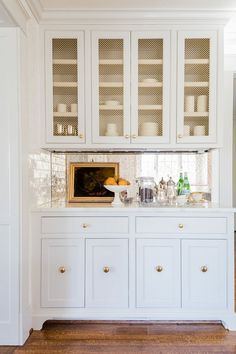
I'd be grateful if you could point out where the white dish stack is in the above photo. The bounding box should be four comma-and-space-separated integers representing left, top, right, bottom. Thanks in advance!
139, 122, 159, 136
105, 123, 119, 136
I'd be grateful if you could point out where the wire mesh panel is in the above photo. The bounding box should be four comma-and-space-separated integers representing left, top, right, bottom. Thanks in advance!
138, 39, 163, 137
183, 39, 210, 137
52, 39, 78, 137
98, 39, 124, 137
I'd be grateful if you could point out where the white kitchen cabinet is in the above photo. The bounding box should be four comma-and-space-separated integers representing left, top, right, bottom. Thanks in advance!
136, 239, 181, 308
177, 31, 217, 144
45, 31, 85, 143
182, 239, 227, 309
86, 238, 129, 308
41, 239, 84, 307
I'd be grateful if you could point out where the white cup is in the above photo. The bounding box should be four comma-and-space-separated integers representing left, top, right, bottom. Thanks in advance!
139, 122, 159, 136
194, 125, 206, 136
71, 103, 78, 113
57, 103, 67, 113
197, 95, 208, 112
185, 96, 195, 113
184, 125, 190, 136
67, 124, 73, 135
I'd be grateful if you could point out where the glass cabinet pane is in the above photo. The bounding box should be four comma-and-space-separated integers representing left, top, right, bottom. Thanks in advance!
98, 39, 124, 137
138, 39, 163, 138
52, 38, 78, 137
183, 38, 210, 138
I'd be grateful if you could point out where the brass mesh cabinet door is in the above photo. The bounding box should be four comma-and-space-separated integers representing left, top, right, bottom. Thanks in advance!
131, 32, 170, 144
177, 31, 217, 145
92, 32, 130, 144
45, 32, 85, 144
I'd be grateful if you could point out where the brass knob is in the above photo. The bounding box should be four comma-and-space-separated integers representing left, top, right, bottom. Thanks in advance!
132, 134, 137, 139
155, 265, 163, 272
124, 134, 130, 139
58, 266, 66, 274
103, 266, 110, 273
201, 265, 208, 273
82, 223, 89, 229
79, 133, 83, 139
178, 134, 183, 139
178, 224, 184, 229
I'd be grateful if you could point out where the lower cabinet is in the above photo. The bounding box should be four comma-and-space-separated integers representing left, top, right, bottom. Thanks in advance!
41, 239, 84, 307
86, 238, 129, 308
136, 239, 181, 308
182, 239, 227, 309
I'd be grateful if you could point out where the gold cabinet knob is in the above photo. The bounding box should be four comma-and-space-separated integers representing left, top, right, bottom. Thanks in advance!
103, 266, 110, 273
178, 134, 183, 139
124, 134, 130, 139
155, 265, 163, 272
178, 224, 184, 229
201, 265, 208, 273
79, 133, 83, 139
82, 223, 89, 229
132, 134, 137, 139
58, 266, 66, 274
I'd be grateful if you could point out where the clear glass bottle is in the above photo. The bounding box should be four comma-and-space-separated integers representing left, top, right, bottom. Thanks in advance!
167, 177, 176, 204
137, 177, 156, 204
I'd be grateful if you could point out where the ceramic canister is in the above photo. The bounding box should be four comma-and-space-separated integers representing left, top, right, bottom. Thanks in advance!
185, 96, 195, 112
57, 103, 67, 113
193, 125, 206, 136
197, 95, 208, 112
139, 122, 159, 136
71, 103, 78, 113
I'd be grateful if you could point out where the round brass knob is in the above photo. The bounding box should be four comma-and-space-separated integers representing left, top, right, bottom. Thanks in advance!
178, 134, 183, 139
58, 266, 66, 274
82, 223, 88, 229
132, 134, 137, 139
124, 134, 130, 139
103, 266, 110, 273
178, 224, 184, 229
79, 133, 83, 139
201, 265, 208, 273
155, 265, 163, 272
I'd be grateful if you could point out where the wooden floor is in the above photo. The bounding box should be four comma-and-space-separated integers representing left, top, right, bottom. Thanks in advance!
1, 321, 236, 354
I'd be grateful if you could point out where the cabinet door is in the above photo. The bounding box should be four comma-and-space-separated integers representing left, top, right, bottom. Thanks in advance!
182, 240, 227, 309
91, 32, 131, 143
131, 32, 170, 144
177, 31, 217, 144
45, 31, 85, 143
136, 239, 181, 308
86, 239, 128, 307
41, 239, 84, 307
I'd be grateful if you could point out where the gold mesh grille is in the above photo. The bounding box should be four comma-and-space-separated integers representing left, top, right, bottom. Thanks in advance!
99, 39, 124, 136
183, 38, 210, 137
138, 39, 163, 137
52, 38, 78, 137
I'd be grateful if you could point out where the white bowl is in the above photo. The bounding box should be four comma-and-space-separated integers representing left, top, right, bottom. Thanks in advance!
104, 100, 120, 106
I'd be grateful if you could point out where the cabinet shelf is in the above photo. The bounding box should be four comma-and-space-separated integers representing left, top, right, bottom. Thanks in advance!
139, 105, 163, 110
99, 59, 123, 65
138, 59, 163, 65
99, 105, 123, 110
53, 112, 78, 117
184, 112, 209, 117
184, 82, 209, 88
53, 59, 77, 65
185, 59, 209, 65
99, 82, 123, 88
53, 82, 77, 88
138, 82, 163, 88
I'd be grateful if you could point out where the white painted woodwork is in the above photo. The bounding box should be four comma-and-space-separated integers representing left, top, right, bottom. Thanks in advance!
86, 239, 129, 308
136, 239, 181, 308
41, 216, 129, 234
41, 239, 84, 307
135, 217, 227, 234
182, 239, 227, 309
177, 31, 217, 144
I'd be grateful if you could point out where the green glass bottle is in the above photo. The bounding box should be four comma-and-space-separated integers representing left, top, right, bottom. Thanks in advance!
177, 172, 184, 195
183, 172, 191, 195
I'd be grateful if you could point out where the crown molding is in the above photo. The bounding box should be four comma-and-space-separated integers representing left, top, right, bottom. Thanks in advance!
24, 0, 43, 22
0, 0, 31, 32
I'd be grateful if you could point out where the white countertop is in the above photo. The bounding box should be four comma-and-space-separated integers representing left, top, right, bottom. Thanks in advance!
32, 200, 236, 213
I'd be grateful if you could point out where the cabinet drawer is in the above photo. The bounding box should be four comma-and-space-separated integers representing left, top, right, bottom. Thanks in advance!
136, 217, 227, 234
42, 216, 129, 234
136, 239, 181, 308
86, 239, 129, 308
182, 239, 227, 309
41, 239, 84, 307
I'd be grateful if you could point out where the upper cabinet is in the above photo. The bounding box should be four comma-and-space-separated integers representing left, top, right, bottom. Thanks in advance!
43, 27, 222, 149
45, 31, 85, 143
177, 31, 217, 144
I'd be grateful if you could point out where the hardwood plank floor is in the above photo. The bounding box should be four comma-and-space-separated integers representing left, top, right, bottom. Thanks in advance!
1, 321, 236, 354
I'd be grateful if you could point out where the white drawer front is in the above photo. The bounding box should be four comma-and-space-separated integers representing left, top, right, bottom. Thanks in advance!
182, 239, 227, 309
136, 239, 181, 308
42, 216, 129, 234
41, 239, 84, 307
136, 217, 227, 234
86, 239, 128, 308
